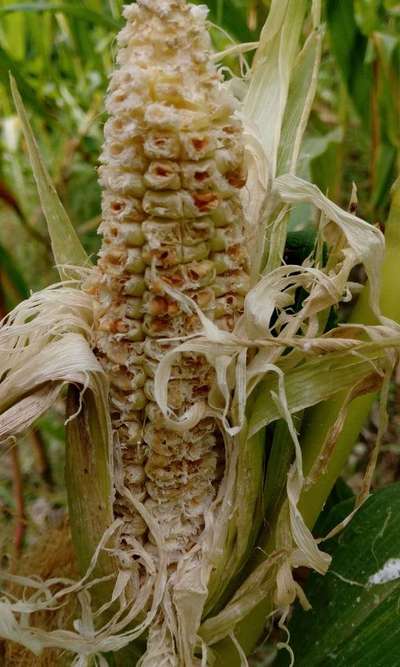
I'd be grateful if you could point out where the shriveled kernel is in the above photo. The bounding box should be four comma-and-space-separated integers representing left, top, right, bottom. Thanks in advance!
101, 142, 147, 171
209, 225, 242, 252
213, 252, 238, 275
181, 218, 214, 245
143, 191, 184, 219
102, 193, 144, 223
128, 514, 148, 537
125, 248, 146, 274
142, 220, 181, 246
123, 277, 146, 296
125, 465, 146, 485
124, 423, 144, 447
142, 244, 182, 268
214, 272, 250, 297
182, 242, 209, 263
214, 293, 244, 318
144, 131, 181, 160
125, 298, 143, 319
99, 167, 146, 197
210, 198, 240, 227
144, 161, 181, 190
124, 320, 144, 342
180, 131, 217, 160
129, 389, 146, 411
130, 368, 146, 390
110, 371, 134, 392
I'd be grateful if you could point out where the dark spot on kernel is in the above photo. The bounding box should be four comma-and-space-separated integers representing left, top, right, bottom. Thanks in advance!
223, 125, 238, 135
110, 144, 123, 156
195, 171, 209, 182
227, 171, 246, 188
193, 193, 219, 212
192, 138, 207, 151
111, 201, 124, 213
193, 385, 209, 397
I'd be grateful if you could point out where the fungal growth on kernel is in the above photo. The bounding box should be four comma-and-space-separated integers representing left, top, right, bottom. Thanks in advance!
84, 0, 249, 660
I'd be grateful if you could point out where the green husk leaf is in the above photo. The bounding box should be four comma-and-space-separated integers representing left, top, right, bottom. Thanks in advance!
10, 76, 90, 280
65, 385, 115, 592
243, 0, 319, 277
244, 0, 308, 182
277, 16, 323, 176
264, 19, 323, 271
200, 552, 283, 646
205, 424, 266, 616
248, 338, 394, 438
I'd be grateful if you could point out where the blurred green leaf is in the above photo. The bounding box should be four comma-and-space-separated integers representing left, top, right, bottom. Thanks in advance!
0, 244, 29, 302
354, 0, 384, 36
0, 3, 121, 29
276, 483, 400, 666
327, 0, 373, 130
372, 143, 397, 209
0, 45, 46, 114
196, 0, 256, 42
10, 76, 91, 279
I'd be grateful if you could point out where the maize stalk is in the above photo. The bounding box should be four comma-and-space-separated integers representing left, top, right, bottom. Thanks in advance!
83, 0, 249, 660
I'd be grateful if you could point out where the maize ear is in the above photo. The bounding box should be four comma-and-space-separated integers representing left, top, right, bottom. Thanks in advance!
85, 0, 249, 658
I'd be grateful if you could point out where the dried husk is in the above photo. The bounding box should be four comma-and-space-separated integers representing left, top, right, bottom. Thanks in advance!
1, 522, 77, 667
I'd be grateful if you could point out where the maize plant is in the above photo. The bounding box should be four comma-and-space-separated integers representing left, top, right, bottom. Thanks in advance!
1, 0, 400, 665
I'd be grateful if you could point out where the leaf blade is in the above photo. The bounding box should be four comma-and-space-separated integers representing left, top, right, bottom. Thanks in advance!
276, 483, 400, 666
0, 2, 120, 29
10, 76, 91, 280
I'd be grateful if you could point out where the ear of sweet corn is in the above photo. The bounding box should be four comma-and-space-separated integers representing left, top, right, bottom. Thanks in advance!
84, 0, 251, 661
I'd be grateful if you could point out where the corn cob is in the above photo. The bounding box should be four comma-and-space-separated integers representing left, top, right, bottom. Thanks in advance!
85, 0, 249, 646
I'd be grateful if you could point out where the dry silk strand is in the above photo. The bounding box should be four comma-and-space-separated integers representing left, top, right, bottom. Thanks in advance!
84, 0, 250, 661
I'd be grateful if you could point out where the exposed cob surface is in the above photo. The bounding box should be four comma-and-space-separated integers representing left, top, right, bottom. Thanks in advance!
84, 0, 249, 661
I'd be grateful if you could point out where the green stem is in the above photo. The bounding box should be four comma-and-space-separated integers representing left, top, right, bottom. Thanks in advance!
213, 176, 400, 665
